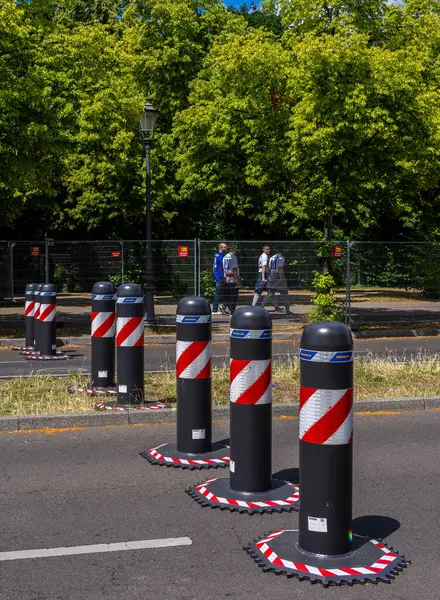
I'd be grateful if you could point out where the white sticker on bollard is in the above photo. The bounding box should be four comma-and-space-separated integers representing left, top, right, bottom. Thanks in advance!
308, 517, 328, 533
118, 385, 127, 393
98, 371, 108, 378
192, 429, 205, 440
230, 460, 235, 473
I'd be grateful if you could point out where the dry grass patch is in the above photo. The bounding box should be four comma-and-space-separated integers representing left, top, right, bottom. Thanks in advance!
1, 356, 439, 416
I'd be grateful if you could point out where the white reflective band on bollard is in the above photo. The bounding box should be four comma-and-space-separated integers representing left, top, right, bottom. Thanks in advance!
299, 349, 353, 363
230, 359, 272, 405
299, 387, 353, 445
176, 314, 212, 324
116, 317, 144, 347
92, 312, 116, 338
176, 340, 211, 379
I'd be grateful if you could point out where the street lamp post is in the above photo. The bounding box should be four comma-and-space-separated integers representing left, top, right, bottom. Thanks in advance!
140, 97, 158, 324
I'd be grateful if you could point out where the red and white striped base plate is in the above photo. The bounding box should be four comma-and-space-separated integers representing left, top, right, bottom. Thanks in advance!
142, 443, 230, 470
188, 478, 300, 513
95, 402, 166, 412
24, 354, 69, 361
12, 346, 34, 352
246, 530, 409, 585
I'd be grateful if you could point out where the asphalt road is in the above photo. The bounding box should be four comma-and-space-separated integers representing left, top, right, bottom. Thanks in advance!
0, 410, 438, 599
0, 336, 440, 377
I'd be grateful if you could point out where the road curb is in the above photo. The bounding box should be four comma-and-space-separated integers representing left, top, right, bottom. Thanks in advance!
0, 332, 302, 347
353, 327, 440, 339
3, 327, 440, 347
1, 396, 439, 431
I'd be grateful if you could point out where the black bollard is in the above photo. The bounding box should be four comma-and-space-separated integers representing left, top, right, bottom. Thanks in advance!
91, 282, 116, 390
21, 284, 43, 355
39, 283, 57, 357
142, 296, 229, 469
13, 283, 38, 351
33, 284, 42, 354
186, 306, 299, 511
24, 283, 37, 349
298, 322, 354, 556
176, 297, 213, 454
245, 321, 408, 585
116, 283, 144, 405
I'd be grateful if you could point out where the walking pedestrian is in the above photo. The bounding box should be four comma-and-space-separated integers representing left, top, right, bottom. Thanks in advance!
262, 248, 290, 314
212, 242, 227, 314
221, 246, 240, 315
252, 244, 271, 306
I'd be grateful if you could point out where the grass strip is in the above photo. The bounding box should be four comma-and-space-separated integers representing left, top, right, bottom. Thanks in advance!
1, 355, 440, 416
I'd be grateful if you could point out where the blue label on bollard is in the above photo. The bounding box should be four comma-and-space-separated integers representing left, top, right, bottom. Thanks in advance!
300, 349, 353, 363
116, 297, 144, 303
39, 291, 57, 297
92, 294, 116, 301
230, 329, 272, 339
176, 315, 212, 324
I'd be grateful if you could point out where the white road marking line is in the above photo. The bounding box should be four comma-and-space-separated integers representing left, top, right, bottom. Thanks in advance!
0, 537, 192, 562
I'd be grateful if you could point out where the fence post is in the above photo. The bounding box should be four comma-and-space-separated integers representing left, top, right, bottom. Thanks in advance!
44, 238, 54, 284
8, 241, 15, 302
197, 239, 201, 296
120, 240, 124, 283
345, 240, 351, 326
193, 238, 197, 296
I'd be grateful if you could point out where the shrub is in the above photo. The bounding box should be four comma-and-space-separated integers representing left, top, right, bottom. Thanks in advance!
309, 271, 345, 322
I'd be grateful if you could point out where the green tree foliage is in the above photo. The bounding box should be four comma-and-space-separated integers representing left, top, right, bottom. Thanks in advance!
1, 0, 440, 243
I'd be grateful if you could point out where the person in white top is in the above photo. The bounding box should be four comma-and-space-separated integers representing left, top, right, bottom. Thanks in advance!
262, 249, 290, 314
252, 244, 271, 306
220, 247, 240, 315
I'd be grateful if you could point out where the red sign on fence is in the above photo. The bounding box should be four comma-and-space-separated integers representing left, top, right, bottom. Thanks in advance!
30, 246, 40, 257
178, 246, 189, 258
332, 245, 343, 258
111, 251, 121, 258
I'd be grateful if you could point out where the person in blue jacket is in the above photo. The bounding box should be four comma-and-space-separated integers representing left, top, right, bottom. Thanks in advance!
212, 242, 227, 314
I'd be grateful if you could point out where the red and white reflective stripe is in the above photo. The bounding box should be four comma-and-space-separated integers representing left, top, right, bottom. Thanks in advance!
25, 301, 35, 317
176, 340, 211, 379
34, 302, 40, 320
299, 387, 353, 445
39, 304, 56, 323
91, 312, 115, 338
230, 359, 271, 405
116, 317, 143, 347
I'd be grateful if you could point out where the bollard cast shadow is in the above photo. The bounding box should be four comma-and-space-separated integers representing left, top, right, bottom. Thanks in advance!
272, 467, 299, 484
352, 515, 400, 540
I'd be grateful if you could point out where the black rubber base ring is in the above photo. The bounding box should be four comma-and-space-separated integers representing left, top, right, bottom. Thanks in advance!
245, 529, 409, 586
141, 442, 230, 470
186, 477, 300, 514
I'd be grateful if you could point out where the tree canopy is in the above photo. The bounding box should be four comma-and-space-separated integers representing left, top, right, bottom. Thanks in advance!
1, 0, 440, 241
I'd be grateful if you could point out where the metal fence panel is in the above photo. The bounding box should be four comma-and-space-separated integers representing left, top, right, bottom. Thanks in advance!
199, 240, 346, 319
2, 238, 440, 327
349, 242, 440, 324
45, 240, 196, 299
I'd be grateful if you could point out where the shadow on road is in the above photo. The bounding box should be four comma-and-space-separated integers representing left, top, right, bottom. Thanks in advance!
273, 467, 299, 484
352, 515, 400, 539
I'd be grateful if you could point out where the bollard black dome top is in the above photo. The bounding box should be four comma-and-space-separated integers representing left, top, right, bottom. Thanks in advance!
231, 306, 271, 330
117, 283, 142, 298
25, 283, 38, 293
301, 321, 352, 351
40, 283, 56, 293
92, 281, 114, 295
177, 296, 210, 316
